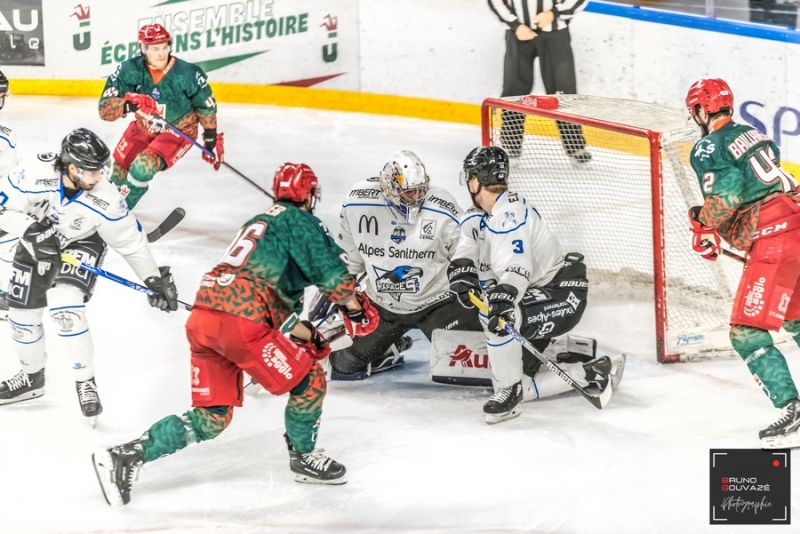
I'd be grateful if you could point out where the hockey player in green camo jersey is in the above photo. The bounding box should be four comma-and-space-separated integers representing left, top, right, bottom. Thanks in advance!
92, 163, 380, 506
99, 23, 223, 209
686, 78, 800, 449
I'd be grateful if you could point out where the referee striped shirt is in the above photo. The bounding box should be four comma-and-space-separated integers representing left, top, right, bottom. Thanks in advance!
488, 0, 586, 32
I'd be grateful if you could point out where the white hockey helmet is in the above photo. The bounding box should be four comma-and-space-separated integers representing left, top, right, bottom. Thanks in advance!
380, 150, 430, 224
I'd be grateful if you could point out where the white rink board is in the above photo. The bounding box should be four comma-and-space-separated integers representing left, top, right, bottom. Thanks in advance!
0, 96, 798, 533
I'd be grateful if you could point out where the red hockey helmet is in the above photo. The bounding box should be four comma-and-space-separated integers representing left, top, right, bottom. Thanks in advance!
138, 24, 171, 53
685, 78, 734, 118
273, 163, 320, 211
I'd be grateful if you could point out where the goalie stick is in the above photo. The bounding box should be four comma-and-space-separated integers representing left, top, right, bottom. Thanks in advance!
147, 208, 186, 243
468, 290, 613, 409
61, 254, 193, 311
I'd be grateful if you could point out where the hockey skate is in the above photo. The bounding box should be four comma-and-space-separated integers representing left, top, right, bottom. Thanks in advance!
759, 398, 800, 449
330, 335, 412, 381
0, 369, 45, 405
484, 381, 523, 424
76, 377, 103, 427
284, 433, 346, 485
92, 441, 144, 506
583, 356, 612, 391
0, 290, 8, 321
567, 148, 593, 164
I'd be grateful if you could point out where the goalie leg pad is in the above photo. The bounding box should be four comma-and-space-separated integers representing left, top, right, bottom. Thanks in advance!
47, 284, 95, 382
430, 329, 492, 387
8, 307, 47, 373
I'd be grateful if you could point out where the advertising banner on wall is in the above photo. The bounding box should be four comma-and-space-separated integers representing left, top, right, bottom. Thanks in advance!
50, 0, 358, 89
0, 0, 45, 66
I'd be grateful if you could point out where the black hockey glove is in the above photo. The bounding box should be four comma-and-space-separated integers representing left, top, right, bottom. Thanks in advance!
122, 100, 139, 117
21, 219, 61, 264
144, 266, 179, 312
448, 258, 480, 309
487, 284, 519, 337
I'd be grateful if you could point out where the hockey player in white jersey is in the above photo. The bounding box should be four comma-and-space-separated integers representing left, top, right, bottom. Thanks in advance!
449, 146, 622, 423
0, 128, 178, 423
0, 70, 18, 320
310, 150, 483, 379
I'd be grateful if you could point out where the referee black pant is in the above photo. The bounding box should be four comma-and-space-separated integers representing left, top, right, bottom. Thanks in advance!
500, 27, 586, 158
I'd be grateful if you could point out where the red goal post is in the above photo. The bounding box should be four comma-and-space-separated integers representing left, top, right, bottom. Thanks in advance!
481, 94, 751, 363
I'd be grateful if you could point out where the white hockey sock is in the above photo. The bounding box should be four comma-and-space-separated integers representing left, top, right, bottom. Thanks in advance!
522, 362, 588, 402
48, 284, 95, 382
8, 307, 47, 374
487, 334, 523, 390
0, 236, 18, 294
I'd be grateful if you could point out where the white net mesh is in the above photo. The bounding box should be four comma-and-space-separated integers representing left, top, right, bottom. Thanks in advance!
485, 95, 745, 361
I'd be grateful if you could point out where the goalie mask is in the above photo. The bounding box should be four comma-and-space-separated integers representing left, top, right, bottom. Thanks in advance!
380, 150, 430, 224
0, 70, 8, 110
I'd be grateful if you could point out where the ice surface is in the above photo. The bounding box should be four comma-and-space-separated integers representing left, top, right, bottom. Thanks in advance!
0, 97, 797, 533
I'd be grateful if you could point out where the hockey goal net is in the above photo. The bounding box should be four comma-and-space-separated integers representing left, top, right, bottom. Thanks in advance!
482, 94, 747, 363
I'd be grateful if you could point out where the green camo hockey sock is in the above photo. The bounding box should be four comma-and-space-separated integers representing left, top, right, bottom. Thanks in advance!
139, 406, 233, 463
731, 325, 799, 408
782, 318, 800, 349
122, 151, 163, 209
285, 363, 326, 454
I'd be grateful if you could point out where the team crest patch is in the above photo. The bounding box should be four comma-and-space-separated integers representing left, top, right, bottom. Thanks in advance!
391, 227, 406, 243
373, 265, 423, 302
502, 212, 517, 228
420, 220, 436, 240
151, 88, 161, 100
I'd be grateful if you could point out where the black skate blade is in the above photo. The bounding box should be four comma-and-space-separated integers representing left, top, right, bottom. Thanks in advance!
0, 388, 44, 406
485, 405, 522, 425
294, 473, 347, 485
92, 451, 124, 507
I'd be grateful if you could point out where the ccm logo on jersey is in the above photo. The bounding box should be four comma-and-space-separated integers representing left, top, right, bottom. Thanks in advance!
559, 280, 588, 288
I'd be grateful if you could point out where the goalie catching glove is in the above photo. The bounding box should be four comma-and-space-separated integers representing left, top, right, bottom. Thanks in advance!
202, 129, 225, 170
337, 291, 380, 338
487, 284, 518, 336
448, 258, 481, 309
144, 266, 179, 312
688, 206, 720, 261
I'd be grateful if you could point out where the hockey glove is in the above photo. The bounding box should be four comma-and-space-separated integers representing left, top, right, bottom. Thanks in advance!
21, 219, 61, 264
487, 284, 519, 337
448, 258, 480, 309
338, 291, 380, 338
308, 292, 335, 323
124, 93, 158, 117
144, 266, 179, 312
202, 129, 224, 170
290, 320, 331, 361
688, 206, 720, 261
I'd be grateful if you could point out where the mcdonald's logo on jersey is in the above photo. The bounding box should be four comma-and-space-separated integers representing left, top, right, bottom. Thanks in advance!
358, 215, 378, 235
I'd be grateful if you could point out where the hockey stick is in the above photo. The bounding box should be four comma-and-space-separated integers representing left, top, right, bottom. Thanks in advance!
147, 208, 186, 243
468, 290, 613, 409
136, 111, 274, 199
61, 254, 193, 311
720, 248, 746, 264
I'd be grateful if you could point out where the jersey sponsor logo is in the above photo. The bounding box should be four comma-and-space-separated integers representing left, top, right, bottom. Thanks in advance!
502, 211, 517, 228
36, 152, 57, 162
388, 246, 433, 260
373, 265, 423, 301
85, 193, 109, 210
526, 303, 575, 325
349, 188, 381, 199
200, 274, 216, 287
420, 219, 436, 240
9, 264, 32, 305
0, 125, 11, 135
358, 214, 378, 235
566, 291, 581, 310
448, 344, 489, 368
151, 88, 161, 100
358, 242, 385, 257
35, 178, 59, 187
425, 195, 459, 217
743, 277, 767, 318
505, 265, 530, 281
694, 140, 715, 160
261, 342, 294, 380
391, 227, 406, 243
69, 216, 86, 231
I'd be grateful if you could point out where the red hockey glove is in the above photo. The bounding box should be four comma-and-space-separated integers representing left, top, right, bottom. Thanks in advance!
337, 291, 380, 338
688, 206, 720, 261
202, 130, 224, 170
290, 320, 331, 361
124, 92, 158, 117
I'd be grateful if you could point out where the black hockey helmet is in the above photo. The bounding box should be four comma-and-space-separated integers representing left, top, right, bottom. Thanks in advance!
0, 70, 8, 110
461, 146, 509, 186
60, 128, 111, 171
